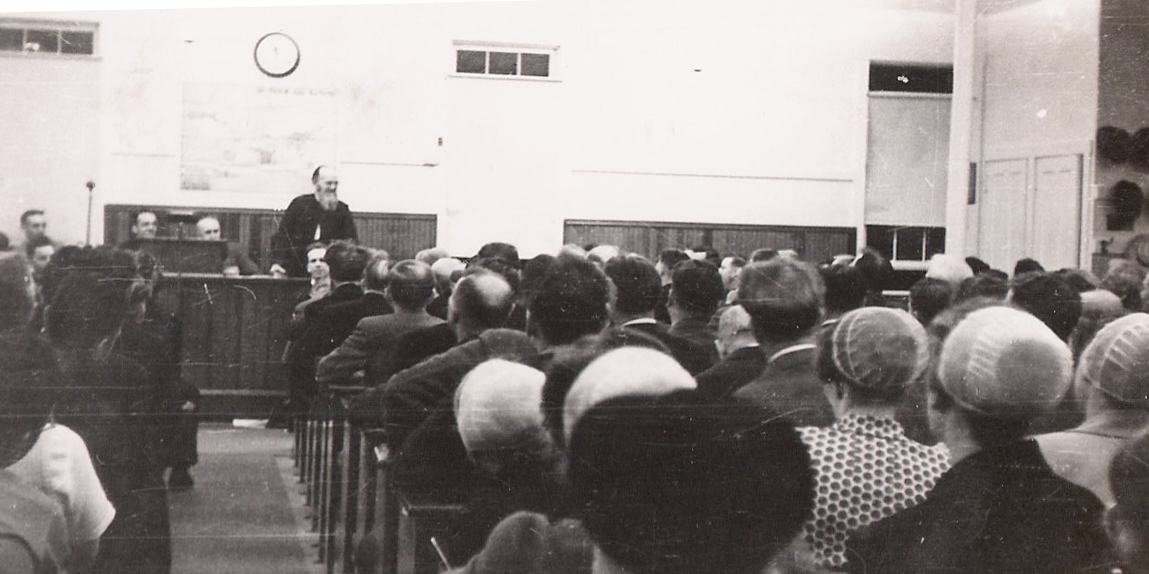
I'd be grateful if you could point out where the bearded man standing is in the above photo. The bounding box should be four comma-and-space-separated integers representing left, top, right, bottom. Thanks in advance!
270, 165, 359, 277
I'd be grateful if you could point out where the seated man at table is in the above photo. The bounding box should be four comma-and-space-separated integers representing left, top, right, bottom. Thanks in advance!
194, 215, 260, 276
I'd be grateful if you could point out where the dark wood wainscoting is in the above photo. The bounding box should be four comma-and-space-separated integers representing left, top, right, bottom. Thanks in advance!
157, 274, 308, 417
105, 204, 438, 269
563, 219, 856, 264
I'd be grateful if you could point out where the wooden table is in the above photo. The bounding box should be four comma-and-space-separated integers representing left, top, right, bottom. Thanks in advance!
157, 273, 309, 417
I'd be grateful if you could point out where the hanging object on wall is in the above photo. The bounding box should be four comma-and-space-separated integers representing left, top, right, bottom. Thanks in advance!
1107, 179, 1144, 231
1098, 126, 1133, 164
1130, 128, 1149, 170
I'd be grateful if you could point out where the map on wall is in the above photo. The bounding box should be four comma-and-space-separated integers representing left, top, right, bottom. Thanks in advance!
180, 83, 339, 194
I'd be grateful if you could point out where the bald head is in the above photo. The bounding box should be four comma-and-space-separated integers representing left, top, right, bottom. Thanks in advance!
450, 269, 515, 334
386, 260, 435, 311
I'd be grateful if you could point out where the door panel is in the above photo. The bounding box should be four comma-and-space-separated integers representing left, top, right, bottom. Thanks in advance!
979, 159, 1029, 271
1031, 155, 1082, 270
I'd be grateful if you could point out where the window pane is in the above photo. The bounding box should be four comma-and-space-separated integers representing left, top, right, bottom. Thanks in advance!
897, 227, 925, 261
0, 29, 21, 51
60, 31, 94, 55
521, 53, 549, 77
869, 63, 953, 94
25, 29, 58, 53
489, 51, 517, 75
456, 50, 486, 74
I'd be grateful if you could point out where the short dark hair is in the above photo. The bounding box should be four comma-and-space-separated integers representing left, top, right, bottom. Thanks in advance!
854, 247, 894, 293
658, 249, 690, 269
475, 242, 521, 269
568, 391, 814, 574
1053, 268, 1099, 294
909, 277, 953, 326
670, 260, 724, 316
386, 260, 434, 311
738, 259, 824, 343
19, 210, 44, 226
323, 240, 370, 282
24, 235, 54, 259
0, 333, 58, 466
605, 254, 661, 315
750, 248, 778, 263
1014, 257, 1045, 277
520, 254, 557, 308
1010, 272, 1082, 341
453, 269, 515, 331
821, 264, 868, 316
965, 256, 991, 275
954, 273, 1008, 304
44, 246, 140, 349
530, 257, 611, 345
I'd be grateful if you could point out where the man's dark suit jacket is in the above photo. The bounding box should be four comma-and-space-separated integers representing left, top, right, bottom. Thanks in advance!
222, 241, 261, 275
316, 311, 444, 385
695, 345, 766, 398
732, 345, 835, 427
294, 285, 393, 373
426, 293, 449, 321
623, 321, 715, 375
271, 194, 358, 277
384, 323, 458, 382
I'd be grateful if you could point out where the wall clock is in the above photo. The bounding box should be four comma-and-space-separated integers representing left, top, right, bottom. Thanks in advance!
254, 32, 300, 78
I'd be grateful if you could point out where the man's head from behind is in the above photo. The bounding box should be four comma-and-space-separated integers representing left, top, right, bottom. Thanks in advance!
529, 256, 612, 346
385, 260, 435, 312
567, 390, 814, 574
604, 254, 661, 317
669, 260, 724, 319
132, 211, 158, 239
195, 216, 222, 241
1008, 271, 1083, 341
19, 210, 46, 242
311, 165, 340, 211
322, 240, 370, 284
821, 263, 868, 318
738, 259, 825, 344
449, 268, 515, 335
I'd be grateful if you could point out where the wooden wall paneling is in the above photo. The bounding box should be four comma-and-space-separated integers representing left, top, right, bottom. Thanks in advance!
236, 283, 263, 390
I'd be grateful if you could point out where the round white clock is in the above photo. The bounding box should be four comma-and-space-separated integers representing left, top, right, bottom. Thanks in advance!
254, 32, 300, 78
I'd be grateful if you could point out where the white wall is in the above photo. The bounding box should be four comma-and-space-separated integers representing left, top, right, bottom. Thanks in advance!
1, 1, 955, 255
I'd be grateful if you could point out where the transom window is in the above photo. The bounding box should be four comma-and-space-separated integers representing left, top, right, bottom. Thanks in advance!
0, 20, 97, 56
453, 41, 557, 80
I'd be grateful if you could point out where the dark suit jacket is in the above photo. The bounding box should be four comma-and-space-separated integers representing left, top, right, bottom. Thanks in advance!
271, 194, 358, 277
426, 293, 449, 321
355, 328, 542, 450
667, 316, 720, 374
695, 345, 765, 398
386, 323, 458, 380
732, 345, 835, 428
316, 311, 444, 384
623, 321, 715, 375
294, 285, 393, 370
222, 241, 261, 275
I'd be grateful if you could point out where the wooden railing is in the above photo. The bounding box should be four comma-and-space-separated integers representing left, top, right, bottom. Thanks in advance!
295, 389, 465, 574
564, 218, 856, 265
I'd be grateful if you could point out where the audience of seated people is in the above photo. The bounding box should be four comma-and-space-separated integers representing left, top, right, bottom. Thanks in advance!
19, 216, 1149, 574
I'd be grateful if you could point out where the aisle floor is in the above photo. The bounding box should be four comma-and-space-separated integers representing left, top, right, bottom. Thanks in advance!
168, 424, 324, 574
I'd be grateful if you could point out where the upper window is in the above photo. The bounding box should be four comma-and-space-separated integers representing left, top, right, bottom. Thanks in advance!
0, 20, 97, 56
453, 41, 557, 80
869, 63, 952, 94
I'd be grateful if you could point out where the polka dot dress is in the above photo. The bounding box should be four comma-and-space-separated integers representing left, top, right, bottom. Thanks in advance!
798, 415, 950, 569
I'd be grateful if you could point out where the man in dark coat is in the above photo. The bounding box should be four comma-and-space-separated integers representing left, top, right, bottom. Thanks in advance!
603, 254, 713, 374
269, 165, 358, 277
845, 307, 1112, 574
695, 305, 764, 398
732, 258, 835, 427
316, 259, 442, 385
287, 241, 382, 413
665, 259, 724, 373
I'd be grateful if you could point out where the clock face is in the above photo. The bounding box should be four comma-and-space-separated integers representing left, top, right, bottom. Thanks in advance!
254, 32, 300, 78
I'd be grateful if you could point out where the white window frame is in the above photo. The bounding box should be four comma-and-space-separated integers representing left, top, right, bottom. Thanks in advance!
0, 18, 99, 59
450, 40, 560, 82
